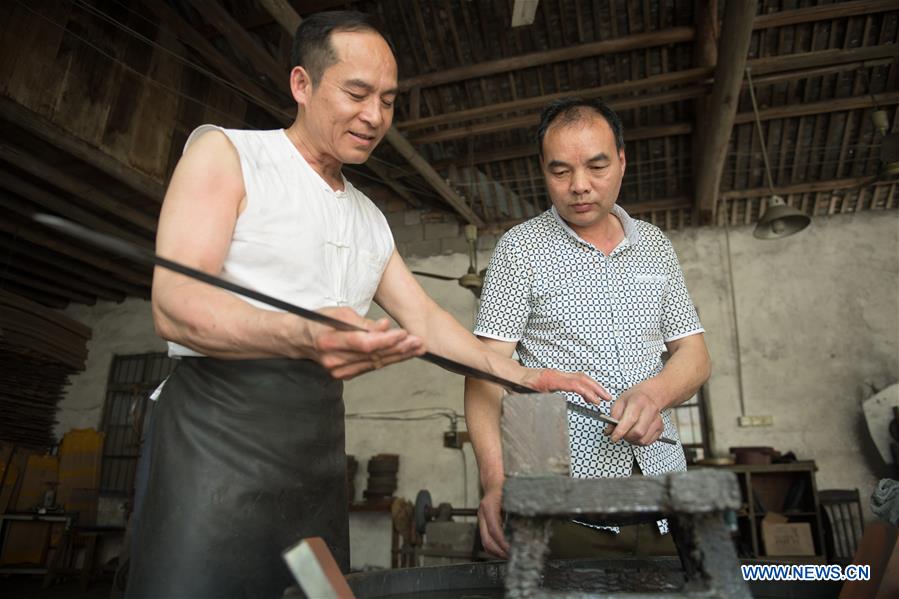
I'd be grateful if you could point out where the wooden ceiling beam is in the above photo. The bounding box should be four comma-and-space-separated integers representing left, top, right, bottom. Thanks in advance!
425, 123, 694, 171
192, 0, 290, 92
399, 44, 898, 140
395, 1, 892, 93
693, 0, 758, 226
397, 67, 713, 132
0, 281, 68, 310
408, 88, 704, 144
2, 253, 125, 303
0, 235, 148, 298
719, 176, 889, 200
732, 90, 899, 125
748, 44, 899, 76
258, 1, 484, 225
752, 0, 898, 30
141, 0, 293, 119
0, 96, 166, 202
0, 268, 95, 306
0, 142, 159, 234
397, 27, 696, 92
0, 220, 151, 287
0, 170, 154, 249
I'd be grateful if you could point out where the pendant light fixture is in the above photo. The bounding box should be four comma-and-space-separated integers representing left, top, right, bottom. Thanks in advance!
745, 67, 811, 240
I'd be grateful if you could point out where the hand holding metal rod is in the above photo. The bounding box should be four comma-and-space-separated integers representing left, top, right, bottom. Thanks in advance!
33, 214, 676, 445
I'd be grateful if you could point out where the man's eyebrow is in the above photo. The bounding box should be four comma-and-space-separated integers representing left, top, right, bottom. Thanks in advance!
344, 79, 399, 95
546, 159, 571, 169
587, 153, 610, 163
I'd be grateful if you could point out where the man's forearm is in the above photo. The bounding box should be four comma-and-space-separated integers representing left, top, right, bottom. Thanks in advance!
640, 334, 711, 411
152, 278, 310, 359
403, 304, 529, 385
464, 376, 506, 490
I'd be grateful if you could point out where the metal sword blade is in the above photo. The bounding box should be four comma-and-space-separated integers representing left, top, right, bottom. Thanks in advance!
33, 213, 534, 394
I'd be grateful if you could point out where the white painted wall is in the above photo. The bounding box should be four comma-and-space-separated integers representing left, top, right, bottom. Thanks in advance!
668, 211, 898, 520
55, 211, 898, 569
59, 297, 167, 435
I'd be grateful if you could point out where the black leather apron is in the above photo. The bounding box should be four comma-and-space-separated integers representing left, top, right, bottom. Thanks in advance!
125, 357, 348, 599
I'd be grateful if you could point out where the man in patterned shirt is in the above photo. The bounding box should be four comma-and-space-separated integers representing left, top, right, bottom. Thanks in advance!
464, 97, 711, 559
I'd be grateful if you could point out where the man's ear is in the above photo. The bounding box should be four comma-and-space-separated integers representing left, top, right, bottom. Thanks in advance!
618, 149, 626, 177
290, 66, 313, 106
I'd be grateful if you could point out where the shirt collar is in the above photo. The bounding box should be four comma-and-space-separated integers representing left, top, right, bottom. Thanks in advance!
549, 203, 641, 249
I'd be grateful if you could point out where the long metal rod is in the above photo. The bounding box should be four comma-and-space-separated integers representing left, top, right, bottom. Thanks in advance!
34, 214, 676, 444
34, 213, 530, 392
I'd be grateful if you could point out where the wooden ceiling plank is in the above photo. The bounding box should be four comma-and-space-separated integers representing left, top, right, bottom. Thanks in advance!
397, 66, 712, 131
0, 220, 151, 287
0, 281, 68, 310
719, 176, 889, 199
0, 235, 147, 298
693, 0, 759, 225
425, 122, 694, 170
257, 2, 483, 225
193, 0, 289, 91
2, 252, 124, 303
395, 37, 897, 134
0, 141, 158, 233
140, 0, 292, 118
0, 268, 95, 305
397, 27, 696, 92
752, 0, 898, 31
0, 170, 154, 248
732, 90, 899, 125
0, 96, 165, 202
409, 86, 705, 144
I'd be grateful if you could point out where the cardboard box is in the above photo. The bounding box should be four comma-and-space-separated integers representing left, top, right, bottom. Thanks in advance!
761, 512, 816, 556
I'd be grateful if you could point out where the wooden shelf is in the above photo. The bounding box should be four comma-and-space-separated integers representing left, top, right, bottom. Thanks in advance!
711, 462, 825, 562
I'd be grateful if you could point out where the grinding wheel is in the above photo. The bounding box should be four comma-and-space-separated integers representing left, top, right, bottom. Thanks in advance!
414, 489, 432, 535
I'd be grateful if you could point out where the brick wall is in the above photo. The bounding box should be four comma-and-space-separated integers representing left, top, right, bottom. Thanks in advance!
363, 184, 499, 258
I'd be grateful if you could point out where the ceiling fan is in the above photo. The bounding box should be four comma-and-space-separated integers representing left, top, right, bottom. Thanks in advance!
411, 224, 486, 298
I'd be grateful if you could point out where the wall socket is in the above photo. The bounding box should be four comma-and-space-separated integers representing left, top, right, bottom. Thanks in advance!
738, 415, 774, 427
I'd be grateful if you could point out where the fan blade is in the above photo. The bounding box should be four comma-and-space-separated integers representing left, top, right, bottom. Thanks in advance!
411, 271, 459, 281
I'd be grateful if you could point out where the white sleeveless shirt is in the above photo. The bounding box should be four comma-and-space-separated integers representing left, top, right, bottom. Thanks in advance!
168, 125, 395, 358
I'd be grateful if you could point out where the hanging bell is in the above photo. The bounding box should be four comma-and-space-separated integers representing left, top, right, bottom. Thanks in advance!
753, 195, 810, 239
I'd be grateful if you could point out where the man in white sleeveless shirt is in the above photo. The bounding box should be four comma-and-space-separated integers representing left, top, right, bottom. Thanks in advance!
126, 11, 610, 599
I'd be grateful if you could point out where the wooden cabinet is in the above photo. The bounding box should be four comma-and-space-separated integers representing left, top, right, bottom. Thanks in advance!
714, 461, 826, 562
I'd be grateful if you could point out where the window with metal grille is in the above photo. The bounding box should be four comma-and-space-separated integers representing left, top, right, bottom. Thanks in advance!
662, 348, 711, 464
99, 352, 175, 494
670, 388, 711, 464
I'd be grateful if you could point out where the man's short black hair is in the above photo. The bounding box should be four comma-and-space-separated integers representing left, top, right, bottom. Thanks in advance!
536, 97, 625, 157
291, 11, 389, 84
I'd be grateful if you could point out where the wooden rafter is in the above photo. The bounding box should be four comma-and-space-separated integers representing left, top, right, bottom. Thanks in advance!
0, 235, 147, 298
752, 0, 898, 30
693, 0, 758, 226
0, 170, 154, 248
0, 220, 151, 287
0, 141, 159, 233
397, 27, 696, 92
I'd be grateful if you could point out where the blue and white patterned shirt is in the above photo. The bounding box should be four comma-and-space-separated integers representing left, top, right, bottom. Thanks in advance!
474, 204, 704, 533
